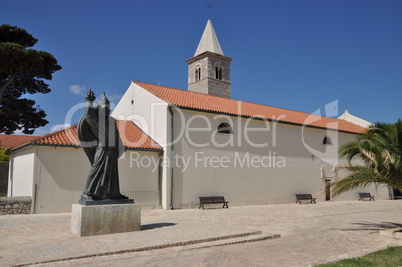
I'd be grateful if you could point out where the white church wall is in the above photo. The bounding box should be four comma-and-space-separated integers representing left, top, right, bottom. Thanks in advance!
113, 82, 171, 209
168, 109, 388, 208
8, 147, 35, 197
111, 82, 137, 120
131, 84, 170, 209
118, 150, 160, 194
16, 146, 160, 214
33, 146, 86, 214
112, 82, 168, 146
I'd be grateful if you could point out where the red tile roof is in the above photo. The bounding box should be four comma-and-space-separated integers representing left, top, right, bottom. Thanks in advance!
116, 120, 162, 150
134, 81, 366, 134
34, 125, 80, 147
12, 120, 162, 151
0, 135, 40, 149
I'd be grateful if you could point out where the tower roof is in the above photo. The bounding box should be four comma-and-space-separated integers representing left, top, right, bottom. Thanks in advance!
194, 19, 224, 57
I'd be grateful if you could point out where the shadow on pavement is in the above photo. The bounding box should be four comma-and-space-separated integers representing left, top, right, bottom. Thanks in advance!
342, 221, 402, 232
141, 222, 176, 231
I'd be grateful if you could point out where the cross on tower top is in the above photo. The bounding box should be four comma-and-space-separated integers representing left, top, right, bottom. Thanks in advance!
205, 3, 214, 18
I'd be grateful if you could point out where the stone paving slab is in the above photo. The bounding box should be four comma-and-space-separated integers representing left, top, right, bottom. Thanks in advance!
0, 210, 263, 266
1, 200, 402, 266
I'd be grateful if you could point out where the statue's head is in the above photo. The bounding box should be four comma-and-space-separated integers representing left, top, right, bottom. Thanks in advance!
99, 92, 110, 113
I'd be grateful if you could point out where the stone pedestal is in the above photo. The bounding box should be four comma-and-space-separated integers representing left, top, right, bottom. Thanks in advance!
71, 203, 141, 237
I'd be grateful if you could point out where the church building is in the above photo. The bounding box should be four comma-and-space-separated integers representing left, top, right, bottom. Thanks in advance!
7, 20, 389, 213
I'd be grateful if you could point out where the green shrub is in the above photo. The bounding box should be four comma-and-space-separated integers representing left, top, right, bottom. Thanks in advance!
0, 148, 10, 161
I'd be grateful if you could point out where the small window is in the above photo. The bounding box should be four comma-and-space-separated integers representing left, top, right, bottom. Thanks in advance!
323, 136, 332, 145
217, 122, 233, 134
215, 66, 222, 80
195, 67, 201, 81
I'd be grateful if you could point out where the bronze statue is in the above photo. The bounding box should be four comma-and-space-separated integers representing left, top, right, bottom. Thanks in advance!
77, 88, 132, 204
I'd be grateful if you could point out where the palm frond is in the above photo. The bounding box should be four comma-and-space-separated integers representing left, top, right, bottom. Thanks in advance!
335, 119, 402, 197
331, 167, 389, 197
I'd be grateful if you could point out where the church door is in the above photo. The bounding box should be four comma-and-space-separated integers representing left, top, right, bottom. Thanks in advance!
325, 180, 331, 201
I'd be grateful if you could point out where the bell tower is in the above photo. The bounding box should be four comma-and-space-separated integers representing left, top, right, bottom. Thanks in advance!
186, 19, 233, 98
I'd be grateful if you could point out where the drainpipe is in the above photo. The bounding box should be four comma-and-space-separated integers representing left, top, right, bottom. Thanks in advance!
31, 147, 39, 214
157, 151, 162, 206
168, 106, 174, 210
9, 156, 13, 196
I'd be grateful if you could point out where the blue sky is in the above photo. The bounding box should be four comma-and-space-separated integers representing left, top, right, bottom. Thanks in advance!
2, 0, 401, 135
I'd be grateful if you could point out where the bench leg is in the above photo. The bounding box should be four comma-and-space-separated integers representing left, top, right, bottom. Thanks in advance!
310, 198, 316, 204
223, 202, 229, 208
199, 203, 205, 209
296, 200, 300, 204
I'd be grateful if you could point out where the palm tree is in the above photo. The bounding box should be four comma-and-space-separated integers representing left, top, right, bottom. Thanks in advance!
331, 119, 402, 197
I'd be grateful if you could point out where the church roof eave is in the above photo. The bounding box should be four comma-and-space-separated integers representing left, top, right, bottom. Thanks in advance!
133, 81, 367, 135
185, 51, 233, 64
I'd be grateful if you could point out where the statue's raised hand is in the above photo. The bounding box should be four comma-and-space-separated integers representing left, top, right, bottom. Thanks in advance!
85, 87, 96, 102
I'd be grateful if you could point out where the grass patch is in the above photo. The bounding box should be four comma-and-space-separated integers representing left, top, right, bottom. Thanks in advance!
316, 246, 402, 267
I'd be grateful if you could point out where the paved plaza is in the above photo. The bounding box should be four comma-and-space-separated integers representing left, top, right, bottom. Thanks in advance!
1, 200, 402, 266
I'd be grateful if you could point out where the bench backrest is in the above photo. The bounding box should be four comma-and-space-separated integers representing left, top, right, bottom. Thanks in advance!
199, 196, 225, 203
212, 196, 225, 203
359, 193, 371, 197
295, 194, 313, 199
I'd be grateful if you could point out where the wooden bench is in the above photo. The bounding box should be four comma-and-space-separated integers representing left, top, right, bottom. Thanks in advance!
199, 196, 229, 209
359, 193, 375, 201
295, 194, 316, 204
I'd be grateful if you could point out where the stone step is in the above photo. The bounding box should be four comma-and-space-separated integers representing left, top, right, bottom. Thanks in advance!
180, 232, 281, 251
22, 230, 277, 266
379, 227, 402, 239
